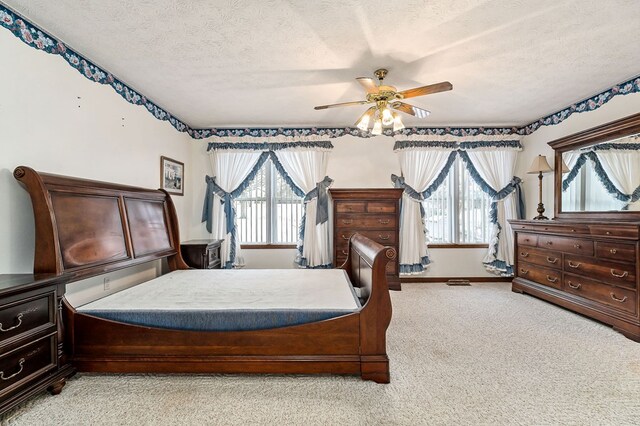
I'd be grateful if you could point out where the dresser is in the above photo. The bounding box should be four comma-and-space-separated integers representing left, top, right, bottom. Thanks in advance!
510, 220, 640, 341
180, 239, 223, 269
0, 274, 75, 414
330, 189, 403, 291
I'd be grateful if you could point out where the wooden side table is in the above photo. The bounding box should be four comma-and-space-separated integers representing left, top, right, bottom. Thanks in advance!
0, 274, 75, 415
180, 240, 223, 269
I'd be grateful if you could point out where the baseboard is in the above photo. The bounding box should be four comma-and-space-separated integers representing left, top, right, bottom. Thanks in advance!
400, 276, 512, 283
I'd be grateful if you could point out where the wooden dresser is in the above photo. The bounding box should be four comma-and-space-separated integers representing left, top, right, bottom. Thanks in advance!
0, 274, 75, 414
510, 220, 640, 341
180, 239, 223, 269
330, 189, 403, 291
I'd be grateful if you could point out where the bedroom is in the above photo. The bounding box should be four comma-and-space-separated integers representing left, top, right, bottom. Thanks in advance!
1, 0, 639, 424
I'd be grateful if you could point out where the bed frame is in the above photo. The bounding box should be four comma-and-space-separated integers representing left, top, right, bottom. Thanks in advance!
14, 166, 394, 383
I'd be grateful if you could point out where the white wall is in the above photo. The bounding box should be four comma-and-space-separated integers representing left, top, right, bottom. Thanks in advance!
0, 30, 192, 301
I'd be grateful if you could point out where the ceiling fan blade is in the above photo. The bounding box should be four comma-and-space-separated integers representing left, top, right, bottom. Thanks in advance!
356, 77, 378, 94
314, 100, 368, 110
391, 102, 431, 119
353, 106, 377, 126
398, 81, 452, 99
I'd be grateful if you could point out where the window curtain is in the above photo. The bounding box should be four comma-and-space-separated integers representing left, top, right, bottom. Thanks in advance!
458, 143, 524, 275
274, 149, 333, 268
591, 144, 640, 210
202, 141, 333, 268
202, 150, 269, 268
391, 141, 458, 274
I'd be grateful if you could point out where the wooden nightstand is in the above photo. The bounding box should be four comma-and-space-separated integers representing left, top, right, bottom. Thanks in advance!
180, 240, 224, 269
0, 274, 75, 415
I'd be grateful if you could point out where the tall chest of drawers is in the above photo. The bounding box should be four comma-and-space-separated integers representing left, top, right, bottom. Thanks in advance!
510, 220, 640, 342
330, 189, 403, 291
0, 274, 75, 414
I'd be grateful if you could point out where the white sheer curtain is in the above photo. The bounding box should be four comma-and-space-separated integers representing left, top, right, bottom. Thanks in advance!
463, 149, 520, 274
208, 151, 265, 267
396, 149, 454, 274
274, 149, 332, 267
595, 150, 640, 210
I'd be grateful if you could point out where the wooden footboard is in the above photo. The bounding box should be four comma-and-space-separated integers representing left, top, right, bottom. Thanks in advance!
14, 166, 393, 383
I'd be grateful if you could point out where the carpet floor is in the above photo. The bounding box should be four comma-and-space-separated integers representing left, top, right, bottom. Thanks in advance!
2, 282, 639, 425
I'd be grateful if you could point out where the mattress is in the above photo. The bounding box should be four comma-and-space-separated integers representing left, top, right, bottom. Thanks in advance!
78, 269, 361, 331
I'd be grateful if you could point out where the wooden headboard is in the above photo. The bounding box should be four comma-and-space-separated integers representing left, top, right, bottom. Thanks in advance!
14, 166, 189, 280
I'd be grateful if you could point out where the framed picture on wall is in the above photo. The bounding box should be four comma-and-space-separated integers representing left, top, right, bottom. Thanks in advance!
160, 156, 184, 196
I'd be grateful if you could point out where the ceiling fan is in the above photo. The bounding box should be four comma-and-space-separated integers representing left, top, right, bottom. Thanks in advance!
314, 68, 452, 135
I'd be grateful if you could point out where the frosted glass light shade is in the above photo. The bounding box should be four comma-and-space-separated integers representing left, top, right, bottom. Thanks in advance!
371, 119, 383, 135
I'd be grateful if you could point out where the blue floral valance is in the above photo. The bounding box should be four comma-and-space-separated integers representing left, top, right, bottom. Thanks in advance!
393, 140, 523, 151
206, 141, 334, 152
2, 3, 640, 140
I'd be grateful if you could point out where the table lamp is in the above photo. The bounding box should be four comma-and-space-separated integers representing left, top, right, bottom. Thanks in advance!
527, 155, 553, 220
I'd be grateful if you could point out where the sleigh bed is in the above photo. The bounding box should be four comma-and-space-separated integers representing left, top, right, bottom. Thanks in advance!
14, 166, 394, 384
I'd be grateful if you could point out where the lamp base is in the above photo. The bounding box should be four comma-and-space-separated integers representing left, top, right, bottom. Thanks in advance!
532, 202, 549, 220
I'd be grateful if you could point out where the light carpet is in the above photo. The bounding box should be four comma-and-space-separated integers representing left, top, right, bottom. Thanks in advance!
2, 283, 639, 425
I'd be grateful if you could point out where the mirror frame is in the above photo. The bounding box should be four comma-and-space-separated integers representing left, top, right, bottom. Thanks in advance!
549, 112, 640, 221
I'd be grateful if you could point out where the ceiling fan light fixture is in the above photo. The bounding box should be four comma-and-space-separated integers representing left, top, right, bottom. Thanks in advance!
392, 113, 405, 132
371, 119, 383, 136
381, 107, 394, 126
356, 113, 371, 131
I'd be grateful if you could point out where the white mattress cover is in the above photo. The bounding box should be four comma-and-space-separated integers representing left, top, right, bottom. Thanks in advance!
78, 269, 358, 311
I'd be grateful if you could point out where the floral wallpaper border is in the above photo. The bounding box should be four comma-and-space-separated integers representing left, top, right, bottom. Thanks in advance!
2, 4, 639, 140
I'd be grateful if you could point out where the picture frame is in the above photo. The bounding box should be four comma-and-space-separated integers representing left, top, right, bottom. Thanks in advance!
160, 156, 184, 196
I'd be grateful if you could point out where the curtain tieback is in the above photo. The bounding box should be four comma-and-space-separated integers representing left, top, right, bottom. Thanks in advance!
203, 175, 235, 234
303, 176, 333, 225
490, 176, 525, 221
391, 174, 427, 218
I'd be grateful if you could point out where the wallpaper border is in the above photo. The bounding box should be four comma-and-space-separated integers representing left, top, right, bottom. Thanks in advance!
2, 3, 639, 140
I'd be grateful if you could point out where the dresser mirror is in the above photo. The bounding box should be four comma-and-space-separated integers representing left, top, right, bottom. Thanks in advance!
549, 112, 640, 220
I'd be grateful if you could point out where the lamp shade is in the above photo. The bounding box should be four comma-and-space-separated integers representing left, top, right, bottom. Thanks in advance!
561, 158, 570, 174
527, 155, 553, 174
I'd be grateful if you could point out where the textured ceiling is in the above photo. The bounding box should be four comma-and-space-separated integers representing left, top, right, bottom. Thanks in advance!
4, 0, 640, 128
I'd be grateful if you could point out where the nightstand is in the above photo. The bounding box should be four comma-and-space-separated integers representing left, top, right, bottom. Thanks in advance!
0, 274, 75, 415
180, 239, 223, 269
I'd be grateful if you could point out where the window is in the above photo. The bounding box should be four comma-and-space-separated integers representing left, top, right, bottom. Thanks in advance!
422, 157, 492, 244
235, 159, 304, 244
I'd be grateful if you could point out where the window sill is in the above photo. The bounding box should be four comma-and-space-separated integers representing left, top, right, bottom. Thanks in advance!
428, 243, 489, 249
240, 244, 297, 249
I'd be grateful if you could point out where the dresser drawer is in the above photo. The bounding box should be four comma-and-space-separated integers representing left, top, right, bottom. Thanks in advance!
589, 225, 639, 239
0, 333, 56, 397
0, 291, 55, 345
517, 262, 562, 290
595, 241, 637, 263
537, 235, 594, 256
564, 274, 637, 315
366, 202, 396, 214
335, 215, 396, 229
517, 233, 538, 247
336, 230, 397, 247
517, 247, 562, 270
564, 255, 636, 289
336, 202, 365, 213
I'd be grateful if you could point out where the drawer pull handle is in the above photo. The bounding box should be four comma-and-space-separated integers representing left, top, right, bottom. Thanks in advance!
567, 261, 581, 269
342, 219, 353, 225
574, 244, 582, 249
520, 252, 529, 258
378, 234, 390, 241
610, 293, 627, 303
567, 281, 581, 289
570, 229, 576, 233
546, 257, 558, 264
0, 313, 23, 333
519, 269, 529, 276
610, 269, 628, 278
341, 250, 348, 255
378, 219, 390, 225
341, 234, 350, 240
546, 275, 558, 283
609, 248, 617, 254
546, 241, 553, 245
605, 231, 611, 235
0, 358, 25, 381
